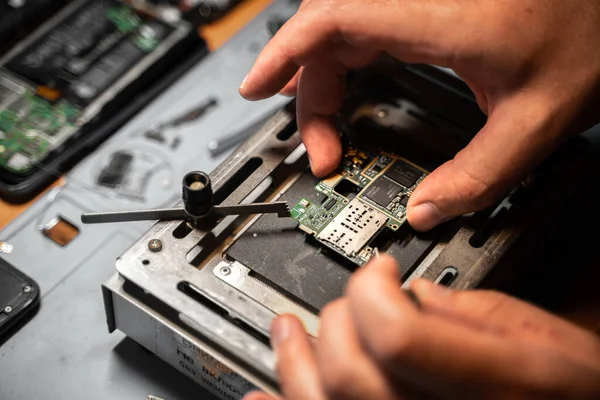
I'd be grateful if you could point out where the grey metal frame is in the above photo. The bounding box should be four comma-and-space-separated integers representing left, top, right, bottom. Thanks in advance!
110, 106, 527, 393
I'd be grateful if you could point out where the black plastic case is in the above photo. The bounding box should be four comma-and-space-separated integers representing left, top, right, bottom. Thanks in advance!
0, 258, 40, 343
0, 2, 208, 204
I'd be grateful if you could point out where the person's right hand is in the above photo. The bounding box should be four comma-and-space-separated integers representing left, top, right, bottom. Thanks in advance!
240, 0, 600, 231
244, 254, 600, 400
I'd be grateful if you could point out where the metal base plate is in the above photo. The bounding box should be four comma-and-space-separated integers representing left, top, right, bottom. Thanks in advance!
109, 59, 594, 396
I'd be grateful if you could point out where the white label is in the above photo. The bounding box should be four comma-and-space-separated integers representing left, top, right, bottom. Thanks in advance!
173, 335, 256, 400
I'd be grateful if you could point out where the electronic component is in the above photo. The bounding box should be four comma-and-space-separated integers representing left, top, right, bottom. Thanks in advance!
97, 151, 133, 188
7, 153, 31, 171
68, 39, 146, 105
322, 197, 336, 210
0, 0, 189, 175
317, 198, 388, 257
65, 21, 171, 106
364, 154, 393, 178
384, 159, 423, 188
298, 199, 310, 208
95, 149, 172, 201
42, 217, 80, 247
362, 176, 402, 208
291, 148, 428, 265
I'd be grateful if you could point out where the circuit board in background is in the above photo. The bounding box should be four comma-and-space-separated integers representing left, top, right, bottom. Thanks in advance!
291, 148, 428, 266
0, 0, 177, 174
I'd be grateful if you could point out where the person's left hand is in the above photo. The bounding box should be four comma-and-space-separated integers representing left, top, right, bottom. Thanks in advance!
243, 254, 600, 400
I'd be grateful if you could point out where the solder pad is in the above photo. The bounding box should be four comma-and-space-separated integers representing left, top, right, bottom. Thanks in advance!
291, 148, 429, 266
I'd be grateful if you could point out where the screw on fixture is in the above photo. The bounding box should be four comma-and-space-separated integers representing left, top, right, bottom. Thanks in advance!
220, 266, 231, 276
4, 306, 12, 314
23, 285, 32, 293
148, 239, 163, 252
376, 109, 388, 118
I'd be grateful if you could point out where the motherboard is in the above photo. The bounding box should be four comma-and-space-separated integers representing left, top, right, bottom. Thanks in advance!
0, 0, 181, 174
291, 148, 428, 266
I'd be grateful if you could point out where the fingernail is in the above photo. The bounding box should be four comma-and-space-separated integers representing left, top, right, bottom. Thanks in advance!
407, 202, 445, 230
242, 391, 269, 400
271, 316, 292, 350
239, 73, 248, 91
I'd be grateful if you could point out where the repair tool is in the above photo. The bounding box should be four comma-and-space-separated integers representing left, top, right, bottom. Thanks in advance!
81, 171, 290, 225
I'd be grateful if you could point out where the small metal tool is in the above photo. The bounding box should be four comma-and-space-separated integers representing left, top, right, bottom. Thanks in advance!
403, 288, 422, 309
143, 97, 218, 139
81, 171, 289, 225
374, 247, 421, 309
208, 110, 277, 157
166, 98, 218, 127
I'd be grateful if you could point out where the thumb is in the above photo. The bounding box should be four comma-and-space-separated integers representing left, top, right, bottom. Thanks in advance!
410, 278, 552, 333
242, 392, 278, 400
406, 93, 560, 231
409, 279, 600, 359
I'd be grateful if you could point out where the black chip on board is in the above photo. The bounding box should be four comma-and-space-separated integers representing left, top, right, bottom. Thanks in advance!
323, 198, 336, 210
363, 176, 402, 207
384, 160, 422, 188
97, 151, 132, 188
400, 195, 408, 206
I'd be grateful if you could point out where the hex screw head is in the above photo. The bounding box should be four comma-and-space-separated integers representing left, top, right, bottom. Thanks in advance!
23, 285, 32, 293
220, 266, 231, 276
4, 306, 12, 314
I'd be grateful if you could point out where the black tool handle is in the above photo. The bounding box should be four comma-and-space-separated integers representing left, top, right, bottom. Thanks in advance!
81, 208, 187, 224
213, 202, 290, 218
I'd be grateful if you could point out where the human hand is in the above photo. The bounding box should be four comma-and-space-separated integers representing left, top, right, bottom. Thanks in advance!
239, 0, 600, 231
243, 254, 600, 400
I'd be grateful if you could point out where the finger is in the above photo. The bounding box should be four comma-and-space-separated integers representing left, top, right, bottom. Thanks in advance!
316, 299, 402, 400
296, 62, 345, 177
242, 392, 278, 400
240, 0, 472, 100
279, 44, 379, 98
270, 315, 326, 400
331, 43, 381, 70
279, 71, 300, 96
346, 254, 448, 396
346, 254, 600, 396
410, 279, 600, 364
295, 42, 380, 177
407, 91, 562, 231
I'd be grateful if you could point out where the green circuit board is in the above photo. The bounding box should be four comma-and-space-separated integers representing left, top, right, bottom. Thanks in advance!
0, 87, 81, 173
106, 5, 160, 52
106, 5, 142, 33
291, 147, 428, 265
0, 1, 174, 174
